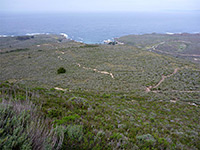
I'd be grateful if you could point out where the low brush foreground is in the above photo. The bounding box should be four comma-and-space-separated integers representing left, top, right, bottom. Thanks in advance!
0, 34, 199, 150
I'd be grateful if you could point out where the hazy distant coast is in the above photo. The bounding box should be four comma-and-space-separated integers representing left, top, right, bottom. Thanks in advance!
1, 32, 200, 43
1, 33, 200, 64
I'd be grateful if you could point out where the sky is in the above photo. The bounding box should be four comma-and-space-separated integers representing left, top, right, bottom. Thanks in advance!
0, 0, 200, 13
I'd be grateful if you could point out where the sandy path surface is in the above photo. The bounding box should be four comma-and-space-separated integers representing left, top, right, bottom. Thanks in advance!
152, 90, 200, 93
149, 42, 200, 57
77, 63, 114, 79
146, 68, 178, 92
55, 51, 114, 79
154, 68, 178, 88
169, 100, 198, 107
54, 87, 67, 91
146, 42, 200, 93
146, 68, 200, 95
57, 56, 63, 60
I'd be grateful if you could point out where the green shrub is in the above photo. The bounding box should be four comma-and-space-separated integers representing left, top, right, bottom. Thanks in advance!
47, 109, 62, 118
62, 125, 84, 149
110, 132, 122, 140
136, 134, 156, 148
80, 44, 99, 48
57, 67, 66, 74
157, 137, 169, 149
0, 105, 32, 149
102, 93, 111, 98
0, 100, 64, 150
54, 114, 80, 125
65, 125, 83, 141
67, 97, 89, 109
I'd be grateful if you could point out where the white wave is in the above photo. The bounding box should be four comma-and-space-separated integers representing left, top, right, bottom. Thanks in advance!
60, 33, 69, 39
26, 33, 49, 36
166, 32, 174, 35
0, 35, 8, 37
103, 39, 112, 43
0, 35, 15, 37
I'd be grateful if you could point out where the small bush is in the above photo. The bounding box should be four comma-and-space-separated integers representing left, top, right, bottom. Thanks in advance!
0, 100, 64, 150
57, 67, 66, 74
136, 134, 156, 143
47, 109, 62, 118
54, 114, 80, 125
66, 125, 83, 141
62, 125, 84, 149
110, 132, 122, 140
67, 97, 89, 109
80, 44, 99, 48
136, 134, 156, 148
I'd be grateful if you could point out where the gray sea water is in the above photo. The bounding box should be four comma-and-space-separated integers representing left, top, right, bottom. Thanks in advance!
0, 12, 200, 43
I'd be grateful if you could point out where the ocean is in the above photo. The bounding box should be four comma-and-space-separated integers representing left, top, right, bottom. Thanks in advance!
0, 12, 200, 43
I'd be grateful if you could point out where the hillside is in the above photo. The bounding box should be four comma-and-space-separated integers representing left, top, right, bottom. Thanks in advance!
117, 33, 200, 64
0, 34, 199, 149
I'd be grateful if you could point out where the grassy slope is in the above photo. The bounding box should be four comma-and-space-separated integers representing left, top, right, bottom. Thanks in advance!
117, 33, 200, 63
1, 40, 199, 102
1, 83, 199, 149
0, 35, 200, 149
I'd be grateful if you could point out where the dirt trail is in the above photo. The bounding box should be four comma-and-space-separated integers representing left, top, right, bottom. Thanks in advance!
151, 42, 165, 51
149, 42, 200, 57
55, 52, 114, 79
176, 52, 199, 57
155, 68, 178, 88
152, 49, 200, 57
57, 56, 63, 60
146, 68, 178, 92
54, 87, 72, 92
146, 41, 200, 92
152, 90, 200, 93
56, 51, 65, 55
77, 63, 114, 79
171, 90, 200, 93
54, 87, 66, 91
169, 100, 198, 107
146, 68, 200, 94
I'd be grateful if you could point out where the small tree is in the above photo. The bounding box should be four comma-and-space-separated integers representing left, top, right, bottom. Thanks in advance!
57, 67, 66, 74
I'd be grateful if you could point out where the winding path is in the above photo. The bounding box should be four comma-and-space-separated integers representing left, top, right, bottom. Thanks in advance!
55, 51, 115, 79
149, 42, 200, 57
76, 63, 114, 79
146, 68, 178, 92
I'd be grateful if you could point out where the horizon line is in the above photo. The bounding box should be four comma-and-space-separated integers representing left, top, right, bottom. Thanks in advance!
0, 9, 200, 14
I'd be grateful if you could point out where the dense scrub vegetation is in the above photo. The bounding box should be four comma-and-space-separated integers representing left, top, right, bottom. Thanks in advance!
0, 89, 64, 150
0, 83, 199, 149
0, 35, 199, 149
117, 33, 200, 63
1, 39, 199, 103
